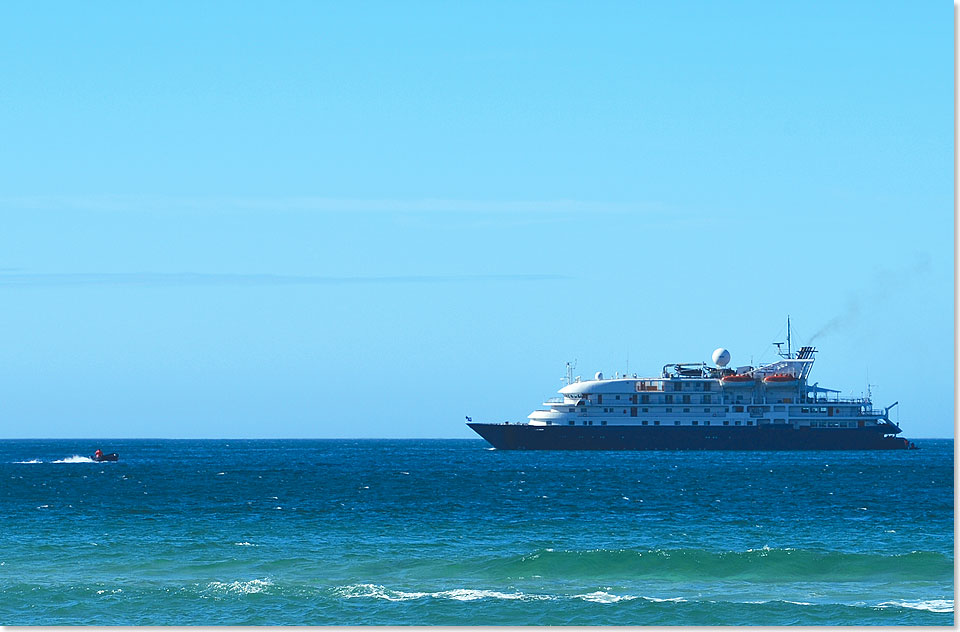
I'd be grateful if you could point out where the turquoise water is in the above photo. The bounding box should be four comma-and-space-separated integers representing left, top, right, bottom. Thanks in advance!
0, 439, 953, 625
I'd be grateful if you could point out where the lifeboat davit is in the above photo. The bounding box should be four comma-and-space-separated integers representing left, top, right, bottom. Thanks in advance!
721, 374, 754, 386
763, 373, 798, 386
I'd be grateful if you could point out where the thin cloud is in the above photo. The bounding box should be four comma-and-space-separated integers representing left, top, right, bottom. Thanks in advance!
0, 271, 569, 288
0, 195, 662, 215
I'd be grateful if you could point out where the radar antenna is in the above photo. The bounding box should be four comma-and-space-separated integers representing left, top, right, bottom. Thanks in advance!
774, 316, 793, 359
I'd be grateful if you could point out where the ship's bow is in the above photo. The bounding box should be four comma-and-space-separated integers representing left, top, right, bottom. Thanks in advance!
467, 423, 516, 449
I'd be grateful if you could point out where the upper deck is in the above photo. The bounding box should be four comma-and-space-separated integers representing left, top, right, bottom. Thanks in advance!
511, 326, 904, 437
555, 345, 868, 409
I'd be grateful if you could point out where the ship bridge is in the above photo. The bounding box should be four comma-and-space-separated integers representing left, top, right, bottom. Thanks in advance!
559, 376, 664, 396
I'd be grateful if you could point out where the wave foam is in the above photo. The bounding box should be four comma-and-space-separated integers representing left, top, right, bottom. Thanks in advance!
334, 584, 692, 605
205, 579, 273, 595
642, 596, 687, 603
333, 584, 552, 602
576, 591, 637, 603
13, 459, 42, 464
52, 455, 96, 463
333, 584, 427, 602
879, 599, 954, 613
440, 589, 536, 602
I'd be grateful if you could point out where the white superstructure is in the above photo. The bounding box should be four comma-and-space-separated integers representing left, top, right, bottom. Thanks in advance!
525, 344, 900, 434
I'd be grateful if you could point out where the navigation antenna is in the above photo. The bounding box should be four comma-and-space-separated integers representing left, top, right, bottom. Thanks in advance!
773, 316, 793, 359
787, 315, 792, 359
564, 360, 577, 386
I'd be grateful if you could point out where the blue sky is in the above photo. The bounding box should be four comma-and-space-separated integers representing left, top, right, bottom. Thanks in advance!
0, 2, 952, 438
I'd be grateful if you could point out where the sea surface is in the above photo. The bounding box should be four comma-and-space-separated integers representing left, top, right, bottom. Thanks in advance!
0, 439, 953, 626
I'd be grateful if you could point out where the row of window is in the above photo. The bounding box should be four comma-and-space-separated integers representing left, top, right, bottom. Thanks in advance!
576, 393, 852, 409
566, 419, 756, 427
568, 403, 854, 417
587, 406, 725, 414
810, 421, 857, 428
670, 381, 713, 392
587, 394, 725, 405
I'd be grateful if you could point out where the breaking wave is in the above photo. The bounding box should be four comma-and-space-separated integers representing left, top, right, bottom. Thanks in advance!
467, 548, 953, 583
575, 591, 638, 603
330, 584, 952, 615
878, 599, 954, 613
204, 579, 274, 595
332, 584, 553, 602
333, 584, 697, 604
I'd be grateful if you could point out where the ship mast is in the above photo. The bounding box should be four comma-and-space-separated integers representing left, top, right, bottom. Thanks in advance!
564, 360, 576, 386
774, 316, 793, 360
787, 315, 792, 359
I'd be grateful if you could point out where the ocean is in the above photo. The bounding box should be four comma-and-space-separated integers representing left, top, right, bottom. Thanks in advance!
0, 439, 952, 626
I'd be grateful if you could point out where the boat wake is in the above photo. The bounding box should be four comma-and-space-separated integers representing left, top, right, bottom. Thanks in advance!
11, 457, 96, 464
51, 455, 96, 464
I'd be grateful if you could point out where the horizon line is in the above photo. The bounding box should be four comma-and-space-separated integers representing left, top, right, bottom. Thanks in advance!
2, 436, 952, 441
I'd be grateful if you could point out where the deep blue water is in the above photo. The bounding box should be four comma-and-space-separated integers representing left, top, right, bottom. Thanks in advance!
0, 439, 953, 625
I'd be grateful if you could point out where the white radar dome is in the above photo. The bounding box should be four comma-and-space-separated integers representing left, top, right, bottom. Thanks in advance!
712, 348, 731, 367
594, 371, 604, 380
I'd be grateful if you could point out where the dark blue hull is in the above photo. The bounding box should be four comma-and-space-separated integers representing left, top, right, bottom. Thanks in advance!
468, 423, 911, 451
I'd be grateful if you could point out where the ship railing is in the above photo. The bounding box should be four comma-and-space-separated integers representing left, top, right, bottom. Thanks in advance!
804, 393, 870, 405
544, 397, 564, 404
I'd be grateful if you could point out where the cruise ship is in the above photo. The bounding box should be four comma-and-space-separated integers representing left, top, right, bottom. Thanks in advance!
468, 327, 912, 451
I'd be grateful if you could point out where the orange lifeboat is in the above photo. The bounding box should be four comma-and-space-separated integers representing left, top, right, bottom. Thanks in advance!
763, 373, 798, 386
721, 374, 754, 387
